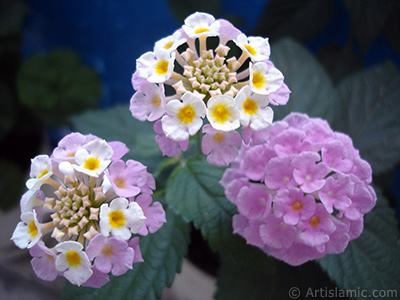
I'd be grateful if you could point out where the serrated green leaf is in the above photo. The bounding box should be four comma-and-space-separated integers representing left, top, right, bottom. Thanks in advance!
270, 38, 339, 127
166, 158, 236, 250
337, 62, 400, 174
317, 188, 400, 300
60, 207, 190, 300
71, 105, 163, 173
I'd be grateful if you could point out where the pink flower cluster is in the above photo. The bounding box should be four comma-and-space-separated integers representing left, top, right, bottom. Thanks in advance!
11, 132, 166, 287
220, 113, 377, 265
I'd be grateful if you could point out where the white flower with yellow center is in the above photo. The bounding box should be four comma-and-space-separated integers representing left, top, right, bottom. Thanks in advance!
250, 62, 284, 95
234, 34, 271, 62
206, 95, 240, 131
154, 30, 187, 53
234, 86, 274, 131
55, 241, 93, 286
99, 197, 146, 240
182, 12, 220, 38
73, 139, 113, 177
11, 210, 42, 249
161, 91, 207, 141
26, 154, 53, 190
136, 49, 176, 83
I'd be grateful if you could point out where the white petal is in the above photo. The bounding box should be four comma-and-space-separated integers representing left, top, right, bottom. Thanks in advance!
59, 161, 75, 175
161, 115, 190, 141
11, 222, 31, 249
55, 240, 83, 253
84, 139, 114, 160
111, 226, 131, 240
29, 155, 52, 178
165, 99, 183, 117
127, 201, 146, 234
110, 197, 129, 210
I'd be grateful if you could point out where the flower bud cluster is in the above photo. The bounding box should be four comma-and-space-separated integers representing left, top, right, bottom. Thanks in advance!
130, 12, 291, 166
11, 132, 166, 287
221, 113, 377, 265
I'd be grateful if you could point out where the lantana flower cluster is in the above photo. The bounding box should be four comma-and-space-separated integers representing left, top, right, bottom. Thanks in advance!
221, 112, 377, 265
11, 132, 166, 287
130, 12, 290, 166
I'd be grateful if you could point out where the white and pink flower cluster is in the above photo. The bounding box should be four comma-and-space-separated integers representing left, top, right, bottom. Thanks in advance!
11, 132, 166, 287
130, 12, 290, 166
220, 113, 377, 265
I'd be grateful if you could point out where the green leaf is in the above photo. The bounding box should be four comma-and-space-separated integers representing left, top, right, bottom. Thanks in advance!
60, 207, 190, 300
317, 187, 400, 299
337, 62, 400, 174
253, 0, 334, 42
17, 49, 101, 126
270, 38, 339, 127
71, 105, 163, 173
166, 158, 236, 250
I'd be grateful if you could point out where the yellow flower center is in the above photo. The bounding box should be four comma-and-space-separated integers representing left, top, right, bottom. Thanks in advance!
244, 44, 257, 56
178, 105, 196, 124
109, 210, 125, 228
243, 98, 258, 115
66, 251, 81, 267
113, 177, 126, 189
310, 215, 320, 227
164, 41, 174, 49
38, 169, 48, 179
101, 245, 113, 257
155, 60, 169, 75
211, 103, 231, 124
45, 253, 54, 261
152, 95, 162, 107
194, 28, 210, 34
252, 72, 265, 89
291, 200, 303, 211
213, 132, 225, 143
83, 157, 101, 171
28, 220, 38, 237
